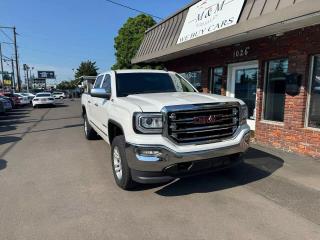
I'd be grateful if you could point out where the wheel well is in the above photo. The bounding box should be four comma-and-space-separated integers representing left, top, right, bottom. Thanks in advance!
108, 121, 124, 144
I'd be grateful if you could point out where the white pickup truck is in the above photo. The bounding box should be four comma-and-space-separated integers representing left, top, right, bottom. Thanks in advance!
81, 70, 250, 190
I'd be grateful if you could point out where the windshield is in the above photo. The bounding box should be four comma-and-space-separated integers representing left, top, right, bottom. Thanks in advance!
36, 93, 51, 97
116, 72, 196, 97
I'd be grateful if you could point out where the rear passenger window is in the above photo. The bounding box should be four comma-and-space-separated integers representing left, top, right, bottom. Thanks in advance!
102, 74, 111, 93
94, 75, 103, 88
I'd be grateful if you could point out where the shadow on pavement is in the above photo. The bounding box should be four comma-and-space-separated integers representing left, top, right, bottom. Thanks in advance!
0, 160, 7, 171
0, 136, 22, 145
0, 125, 16, 132
152, 148, 284, 196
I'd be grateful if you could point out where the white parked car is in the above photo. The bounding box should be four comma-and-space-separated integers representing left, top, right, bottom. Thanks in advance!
14, 93, 30, 105
52, 91, 66, 99
81, 70, 250, 190
20, 92, 36, 103
32, 92, 55, 108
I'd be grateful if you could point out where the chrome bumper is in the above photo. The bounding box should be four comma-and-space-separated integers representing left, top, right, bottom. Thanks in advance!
125, 132, 250, 174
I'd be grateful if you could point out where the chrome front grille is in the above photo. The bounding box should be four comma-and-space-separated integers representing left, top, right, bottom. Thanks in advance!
165, 103, 240, 144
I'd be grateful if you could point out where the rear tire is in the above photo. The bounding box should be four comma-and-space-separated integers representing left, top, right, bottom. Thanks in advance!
111, 136, 136, 190
83, 113, 98, 140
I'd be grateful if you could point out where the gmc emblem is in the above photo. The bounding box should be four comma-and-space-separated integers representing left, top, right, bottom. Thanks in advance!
193, 115, 217, 125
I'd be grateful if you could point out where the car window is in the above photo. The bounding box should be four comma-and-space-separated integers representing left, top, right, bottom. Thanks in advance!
94, 75, 104, 89
36, 93, 51, 97
116, 72, 196, 97
101, 74, 111, 93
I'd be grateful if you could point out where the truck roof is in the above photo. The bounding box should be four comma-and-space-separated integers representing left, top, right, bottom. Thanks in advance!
113, 69, 168, 74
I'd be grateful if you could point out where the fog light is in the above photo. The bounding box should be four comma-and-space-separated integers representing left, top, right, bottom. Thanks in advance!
136, 149, 163, 162
139, 150, 162, 157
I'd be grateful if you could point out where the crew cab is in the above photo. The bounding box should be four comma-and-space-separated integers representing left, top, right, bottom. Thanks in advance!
81, 70, 250, 190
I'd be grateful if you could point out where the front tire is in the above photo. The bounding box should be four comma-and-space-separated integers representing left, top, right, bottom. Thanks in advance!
83, 113, 98, 140
111, 136, 136, 190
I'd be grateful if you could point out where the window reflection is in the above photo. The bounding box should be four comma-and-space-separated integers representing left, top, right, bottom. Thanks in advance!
211, 67, 223, 95
264, 59, 288, 122
180, 70, 202, 88
308, 56, 320, 129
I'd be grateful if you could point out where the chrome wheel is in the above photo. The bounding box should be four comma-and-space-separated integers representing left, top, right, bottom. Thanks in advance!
84, 118, 88, 135
113, 147, 123, 180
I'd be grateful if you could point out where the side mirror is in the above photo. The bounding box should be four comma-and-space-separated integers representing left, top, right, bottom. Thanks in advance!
91, 88, 111, 99
196, 86, 203, 92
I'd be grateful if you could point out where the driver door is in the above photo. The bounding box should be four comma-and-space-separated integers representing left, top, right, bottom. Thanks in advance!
90, 74, 104, 129
95, 73, 112, 137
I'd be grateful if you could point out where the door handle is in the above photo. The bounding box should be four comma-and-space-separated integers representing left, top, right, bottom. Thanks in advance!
88, 100, 91, 103
94, 103, 99, 107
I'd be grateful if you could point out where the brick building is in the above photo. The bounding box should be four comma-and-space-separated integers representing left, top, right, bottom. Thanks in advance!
132, 0, 320, 158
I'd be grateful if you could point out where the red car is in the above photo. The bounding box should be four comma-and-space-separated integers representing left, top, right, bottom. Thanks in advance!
2, 93, 20, 107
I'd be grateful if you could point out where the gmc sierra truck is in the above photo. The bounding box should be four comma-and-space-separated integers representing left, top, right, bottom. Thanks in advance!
81, 70, 250, 190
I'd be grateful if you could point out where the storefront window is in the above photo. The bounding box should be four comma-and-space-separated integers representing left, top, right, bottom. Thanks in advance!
210, 67, 223, 95
180, 70, 202, 88
308, 56, 320, 129
263, 59, 288, 122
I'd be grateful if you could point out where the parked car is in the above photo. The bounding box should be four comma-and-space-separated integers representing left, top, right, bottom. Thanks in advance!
0, 95, 15, 108
52, 91, 66, 99
0, 96, 13, 111
0, 100, 5, 115
32, 92, 55, 108
81, 70, 250, 190
3, 93, 19, 107
20, 92, 35, 103
14, 93, 29, 106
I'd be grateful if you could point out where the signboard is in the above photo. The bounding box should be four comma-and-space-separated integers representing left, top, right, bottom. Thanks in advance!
38, 71, 55, 79
33, 78, 46, 89
177, 0, 245, 44
3, 79, 12, 86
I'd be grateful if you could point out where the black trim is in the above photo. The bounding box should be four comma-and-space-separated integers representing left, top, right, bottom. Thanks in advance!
89, 120, 108, 137
108, 119, 124, 133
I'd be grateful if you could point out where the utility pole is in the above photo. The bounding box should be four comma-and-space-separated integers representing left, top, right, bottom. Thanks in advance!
26, 67, 29, 92
0, 43, 4, 87
11, 58, 15, 89
13, 27, 21, 92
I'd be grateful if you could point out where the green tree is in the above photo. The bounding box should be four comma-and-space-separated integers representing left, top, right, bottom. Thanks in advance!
112, 14, 156, 70
75, 60, 99, 79
56, 81, 72, 90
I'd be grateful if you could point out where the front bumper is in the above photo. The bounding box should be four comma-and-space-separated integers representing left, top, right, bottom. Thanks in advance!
126, 130, 250, 183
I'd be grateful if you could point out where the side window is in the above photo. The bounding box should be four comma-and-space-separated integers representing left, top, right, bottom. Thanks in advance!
263, 59, 288, 122
101, 74, 112, 93
210, 67, 223, 95
94, 75, 103, 89
179, 70, 202, 88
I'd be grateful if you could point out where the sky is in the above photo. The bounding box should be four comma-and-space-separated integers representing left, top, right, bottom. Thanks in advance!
0, 0, 191, 82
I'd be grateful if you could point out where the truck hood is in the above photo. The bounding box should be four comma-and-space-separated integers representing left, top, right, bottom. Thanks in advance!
120, 92, 243, 112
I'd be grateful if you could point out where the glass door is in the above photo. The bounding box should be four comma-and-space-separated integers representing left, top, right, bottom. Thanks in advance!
227, 61, 258, 130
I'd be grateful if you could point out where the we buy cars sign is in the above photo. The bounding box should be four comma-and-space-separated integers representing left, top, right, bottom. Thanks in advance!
177, 0, 245, 44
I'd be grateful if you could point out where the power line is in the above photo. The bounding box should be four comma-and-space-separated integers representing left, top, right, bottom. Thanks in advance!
103, 0, 163, 20
0, 29, 13, 42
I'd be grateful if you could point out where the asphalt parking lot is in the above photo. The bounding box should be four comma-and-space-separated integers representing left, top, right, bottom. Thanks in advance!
0, 99, 320, 240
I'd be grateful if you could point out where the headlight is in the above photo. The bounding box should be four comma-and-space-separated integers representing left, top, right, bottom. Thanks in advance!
240, 105, 248, 125
134, 113, 163, 134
